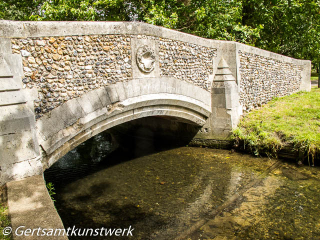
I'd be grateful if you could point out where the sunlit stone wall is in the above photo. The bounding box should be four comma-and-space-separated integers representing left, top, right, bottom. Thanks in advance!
239, 50, 303, 111
11, 35, 216, 119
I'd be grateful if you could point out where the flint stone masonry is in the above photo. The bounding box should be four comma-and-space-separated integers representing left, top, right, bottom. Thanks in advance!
0, 20, 311, 185
239, 50, 303, 111
12, 35, 132, 119
159, 38, 217, 91
11, 34, 217, 119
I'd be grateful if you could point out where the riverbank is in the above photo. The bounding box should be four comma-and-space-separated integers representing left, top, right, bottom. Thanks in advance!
232, 87, 320, 165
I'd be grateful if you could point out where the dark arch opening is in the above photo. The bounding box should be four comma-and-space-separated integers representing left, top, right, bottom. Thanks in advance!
43, 116, 203, 239
44, 115, 201, 187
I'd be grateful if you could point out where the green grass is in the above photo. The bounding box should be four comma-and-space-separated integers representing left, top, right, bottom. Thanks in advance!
232, 88, 320, 164
311, 72, 318, 81
0, 204, 10, 240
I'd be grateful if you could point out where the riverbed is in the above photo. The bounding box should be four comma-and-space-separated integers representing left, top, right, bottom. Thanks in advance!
44, 133, 320, 240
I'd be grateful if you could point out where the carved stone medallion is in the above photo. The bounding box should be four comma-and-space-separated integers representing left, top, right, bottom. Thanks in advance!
136, 45, 156, 73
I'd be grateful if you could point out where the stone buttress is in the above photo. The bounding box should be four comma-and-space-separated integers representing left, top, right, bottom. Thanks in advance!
0, 38, 41, 184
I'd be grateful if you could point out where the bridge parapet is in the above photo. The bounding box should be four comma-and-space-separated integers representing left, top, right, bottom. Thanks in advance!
0, 21, 311, 184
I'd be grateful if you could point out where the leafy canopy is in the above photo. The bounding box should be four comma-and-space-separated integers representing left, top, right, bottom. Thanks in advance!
0, 0, 319, 65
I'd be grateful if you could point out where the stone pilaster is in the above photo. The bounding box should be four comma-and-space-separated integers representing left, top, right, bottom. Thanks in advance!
209, 57, 242, 139
0, 39, 42, 185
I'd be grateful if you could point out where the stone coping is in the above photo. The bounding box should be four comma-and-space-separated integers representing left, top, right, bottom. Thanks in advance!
7, 175, 67, 240
0, 20, 311, 66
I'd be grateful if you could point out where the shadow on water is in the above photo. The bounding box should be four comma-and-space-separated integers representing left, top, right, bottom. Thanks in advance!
44, 116, 205, 239
44, 116, 201, 186
43, 116, 320, 240
59, 200, 168, 240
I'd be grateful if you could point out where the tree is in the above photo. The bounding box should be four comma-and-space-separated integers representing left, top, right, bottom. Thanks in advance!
0, 0, 44, 20
242, 0, 320, 65
0, 0, 319, 65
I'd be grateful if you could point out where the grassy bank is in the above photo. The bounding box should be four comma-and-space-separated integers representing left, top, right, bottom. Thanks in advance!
0, 186, 10, 240
232, 88, 320, 165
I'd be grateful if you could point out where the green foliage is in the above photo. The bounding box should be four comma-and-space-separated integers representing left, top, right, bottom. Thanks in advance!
0, 205, 11, 240
46, 182, 56, 202
0, 0, 319, 66
242, 0, 320, 66
0, 0, 44, 20
0, 0, 261, 43
133, 0, 261, 43
232, 88, 320, 164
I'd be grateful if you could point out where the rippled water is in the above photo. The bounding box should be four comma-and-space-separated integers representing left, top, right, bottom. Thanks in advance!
44, 133, 320, 240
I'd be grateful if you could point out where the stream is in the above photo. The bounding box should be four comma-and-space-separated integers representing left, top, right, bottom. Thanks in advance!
44, 131, 320, 240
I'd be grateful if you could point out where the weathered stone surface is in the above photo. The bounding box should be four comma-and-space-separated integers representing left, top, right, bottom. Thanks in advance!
76, 93, 95, 115
0, 76, 21, 91
105, 85, 120, 103
0, 104, 40, 167
0, 54, 13, 77
0, 20, 311, 186
95, 87, 111, 107
12, 35, 132, 119
7, 175, 67, 240
159, 38, 217, 91
238, 50, 303, 111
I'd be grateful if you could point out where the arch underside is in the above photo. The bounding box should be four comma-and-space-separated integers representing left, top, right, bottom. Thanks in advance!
36, 78, 212, 168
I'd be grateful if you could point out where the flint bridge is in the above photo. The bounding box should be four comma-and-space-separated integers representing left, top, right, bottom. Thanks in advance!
0, 21, 310, 184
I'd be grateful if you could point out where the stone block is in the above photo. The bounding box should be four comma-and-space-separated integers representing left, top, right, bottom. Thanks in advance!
131, 79, 141, 97
123, 79, 141, 98
0, 76, 21, 91
166, 77, 176, 94
0, 89, 37, 106
3, 53, 24, 77
115, 82, 127, 101
64, 98, 86, 122
86, 89, 104, 111
36, 111, 65, 140
122, 80, 134, 99
178, 80, 189, 98
50, 102, 77, 128
0, 131, 39, 165
105, 84, 120, 103
0, 90, 27, 106
0, 157, 42, 185
39, 128, 66, 155
139, 78, 150, 96
200, 90, 211, 106
0, 54, 13, 77
76, 93, 95, 114
131, 37, 160, 79
172, 78, 181, 95
212, 93, 226, 108
215, 107, 231, 119
212, 88, 225, 94
0, 105, 35, 135
185, 82, 195, 99
159, 78, 168, 93
79, 107, 108, 129
95, 87, 111, 107
7, 175, 68, 239
147, 78, 161, 95
0, 38, 11, 54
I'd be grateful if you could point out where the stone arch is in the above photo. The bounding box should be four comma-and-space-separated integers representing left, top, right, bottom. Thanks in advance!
37, 78, 212, 168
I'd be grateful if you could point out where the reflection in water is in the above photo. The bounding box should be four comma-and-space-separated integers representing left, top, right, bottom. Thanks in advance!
44, 131, 320, 240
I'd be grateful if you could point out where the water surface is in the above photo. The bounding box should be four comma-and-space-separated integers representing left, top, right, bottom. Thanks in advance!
44, 136, 320, 240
